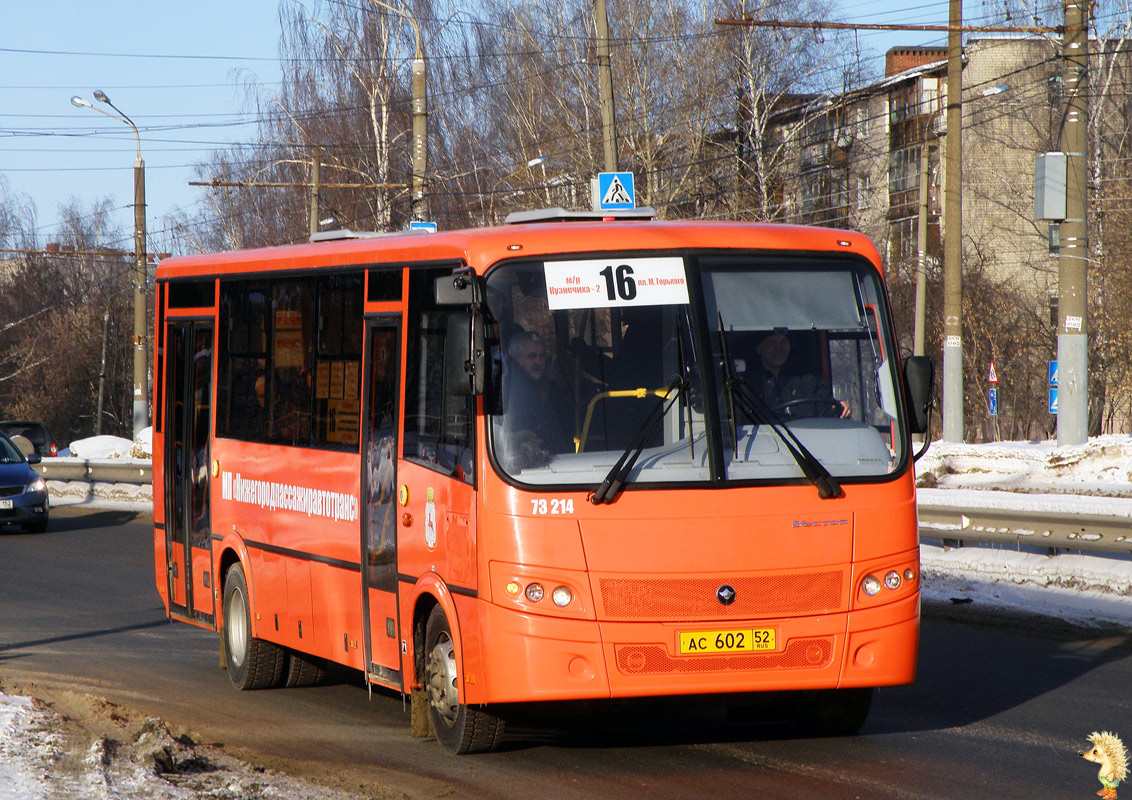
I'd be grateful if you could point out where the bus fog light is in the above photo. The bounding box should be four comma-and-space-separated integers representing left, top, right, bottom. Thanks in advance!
904, 568, 916, 583
862, 575, 882, 596
884, 571, 902, 590
552, 586, 573, 607
525, 583, 545, 603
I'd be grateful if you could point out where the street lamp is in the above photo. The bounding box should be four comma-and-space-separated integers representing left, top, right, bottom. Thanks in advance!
489, 156, 548, 223
71, 91, 149, 437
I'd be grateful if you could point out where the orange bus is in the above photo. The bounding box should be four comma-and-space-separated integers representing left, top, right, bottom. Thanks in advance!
153, 210, 933, 753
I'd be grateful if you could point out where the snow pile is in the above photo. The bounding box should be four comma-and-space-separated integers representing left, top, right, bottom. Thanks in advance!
67, 427, 152, 460
0, 693, 68, 800
0, 693, 370, 800
916, 434, 1132, 495
911, 434, 1132, 627
921, 542, 1132, 628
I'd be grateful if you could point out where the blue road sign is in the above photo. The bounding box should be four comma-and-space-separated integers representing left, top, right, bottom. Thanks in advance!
988, 387, 998, 416
1049, 387, 1058, 414
1048, 360, 1058, 386
597, 172, 636, 210
409, 221, 437, 233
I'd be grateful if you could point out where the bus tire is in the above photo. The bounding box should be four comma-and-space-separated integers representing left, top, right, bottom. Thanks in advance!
423, 604, 505, 754
793, 687, 873, 735
223, 563, 287, 690
285, 650, 327, 688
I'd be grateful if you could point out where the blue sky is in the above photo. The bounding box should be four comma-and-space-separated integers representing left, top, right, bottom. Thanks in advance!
0, 0, 970, 250
1, 0, 282, 249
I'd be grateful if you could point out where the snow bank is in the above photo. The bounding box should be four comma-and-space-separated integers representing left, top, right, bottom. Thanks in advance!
67, 427, 152, 460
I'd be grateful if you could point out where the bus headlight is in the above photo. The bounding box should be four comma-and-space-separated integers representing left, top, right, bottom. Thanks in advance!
861, 575, 882, 596
552, 586, 573, 607
525, 583, 545, 603
884, 571, 902, 590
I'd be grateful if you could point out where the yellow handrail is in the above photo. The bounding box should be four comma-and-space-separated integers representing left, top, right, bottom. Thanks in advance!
576, 387, 671, 453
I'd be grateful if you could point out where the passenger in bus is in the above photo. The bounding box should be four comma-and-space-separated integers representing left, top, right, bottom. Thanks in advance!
749, 332, 851, 419
500, 331, 573, 468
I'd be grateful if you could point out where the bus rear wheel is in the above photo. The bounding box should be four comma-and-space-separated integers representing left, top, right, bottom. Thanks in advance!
423, 605, 505, 754
223, 563, 287, 690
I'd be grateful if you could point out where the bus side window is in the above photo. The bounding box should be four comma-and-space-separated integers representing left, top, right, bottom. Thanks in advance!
403, 269, 474, 483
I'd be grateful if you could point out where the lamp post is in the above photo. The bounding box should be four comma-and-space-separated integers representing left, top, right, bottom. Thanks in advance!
71, 91, 148, 437
489, 156, 548, 223
368, 0, 428, 222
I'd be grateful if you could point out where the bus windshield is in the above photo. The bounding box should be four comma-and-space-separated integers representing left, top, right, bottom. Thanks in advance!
485, 254, 906, 489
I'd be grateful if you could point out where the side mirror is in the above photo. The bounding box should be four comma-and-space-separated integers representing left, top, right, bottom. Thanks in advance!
445, 311, 488, 396
26, 453, 42, 465
903, 355, 934, 435
434, 272, 483, 306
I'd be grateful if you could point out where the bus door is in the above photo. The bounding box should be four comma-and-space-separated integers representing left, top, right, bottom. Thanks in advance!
362, 319, 402, 687
164, 320, 216, 625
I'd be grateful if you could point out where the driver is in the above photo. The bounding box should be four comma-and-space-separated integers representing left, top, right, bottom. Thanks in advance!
500, 331, 573, 466
751, 332, 850, 419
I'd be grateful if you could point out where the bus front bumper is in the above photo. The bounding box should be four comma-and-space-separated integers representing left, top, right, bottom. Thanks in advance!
470, 592, 919, 704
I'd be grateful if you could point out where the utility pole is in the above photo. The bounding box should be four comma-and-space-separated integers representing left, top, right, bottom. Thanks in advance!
131, 145, 148, 438
1057, 0, 1089, 445
410, 43, 428, 221
96, 311, 109, 436
309, 146, 321, 237
941, 0, 964, 442
914, 142, 932, 356
595, 0, 618, 172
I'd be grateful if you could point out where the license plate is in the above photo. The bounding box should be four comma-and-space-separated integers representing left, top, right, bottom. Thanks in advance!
0, 500, 11, 510
679, 628, 776, 654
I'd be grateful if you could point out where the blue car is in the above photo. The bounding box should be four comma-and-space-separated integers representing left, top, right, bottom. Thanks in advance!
0, 431, 49, 533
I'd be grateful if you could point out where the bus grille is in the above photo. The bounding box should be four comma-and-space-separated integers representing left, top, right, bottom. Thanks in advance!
614, 637, 833, 674
598, 572, 843, 620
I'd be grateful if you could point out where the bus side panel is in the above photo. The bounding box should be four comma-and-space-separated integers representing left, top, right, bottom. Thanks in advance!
209, 438, 362, 659
312, 563, 364, 670
395, 461, 477, 595
153, 532, 170, 612
248, 547, 287, 642
192, 547, 215, 619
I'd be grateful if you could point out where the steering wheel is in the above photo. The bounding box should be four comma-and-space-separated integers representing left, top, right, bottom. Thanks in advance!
772, 397, 844, 418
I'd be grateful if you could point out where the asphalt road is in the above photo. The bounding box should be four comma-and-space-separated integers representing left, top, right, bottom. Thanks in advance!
2, 505, 1130, 799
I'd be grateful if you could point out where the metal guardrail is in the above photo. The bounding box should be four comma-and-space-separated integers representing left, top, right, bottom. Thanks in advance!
32, 457, 152, 485
918, 502, 1132, 555
19, 460, 1132, 554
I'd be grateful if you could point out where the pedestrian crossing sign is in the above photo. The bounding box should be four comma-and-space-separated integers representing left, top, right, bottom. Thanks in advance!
596, 172, 636, 210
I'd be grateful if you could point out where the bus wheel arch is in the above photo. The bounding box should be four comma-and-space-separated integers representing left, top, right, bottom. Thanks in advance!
221, 560, 287, 690
420, 603, 505, 753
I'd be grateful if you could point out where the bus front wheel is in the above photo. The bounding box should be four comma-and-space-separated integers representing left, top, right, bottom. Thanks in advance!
223, 563, 287, 690
423, 605, 505, 754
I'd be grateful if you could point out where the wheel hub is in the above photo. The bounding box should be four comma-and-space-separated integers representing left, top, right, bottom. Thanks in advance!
426, 631, 459, 726
226, 587, 248, 666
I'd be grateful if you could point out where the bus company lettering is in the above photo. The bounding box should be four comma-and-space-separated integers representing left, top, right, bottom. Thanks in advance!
220, 471, 359, 523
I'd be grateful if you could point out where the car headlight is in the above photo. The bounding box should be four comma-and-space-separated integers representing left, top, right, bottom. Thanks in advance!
26, 478, 46, 494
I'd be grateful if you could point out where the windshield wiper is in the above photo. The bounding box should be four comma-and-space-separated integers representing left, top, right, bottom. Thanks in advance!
590, 375, 685, 505
716, 319, 842, 500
